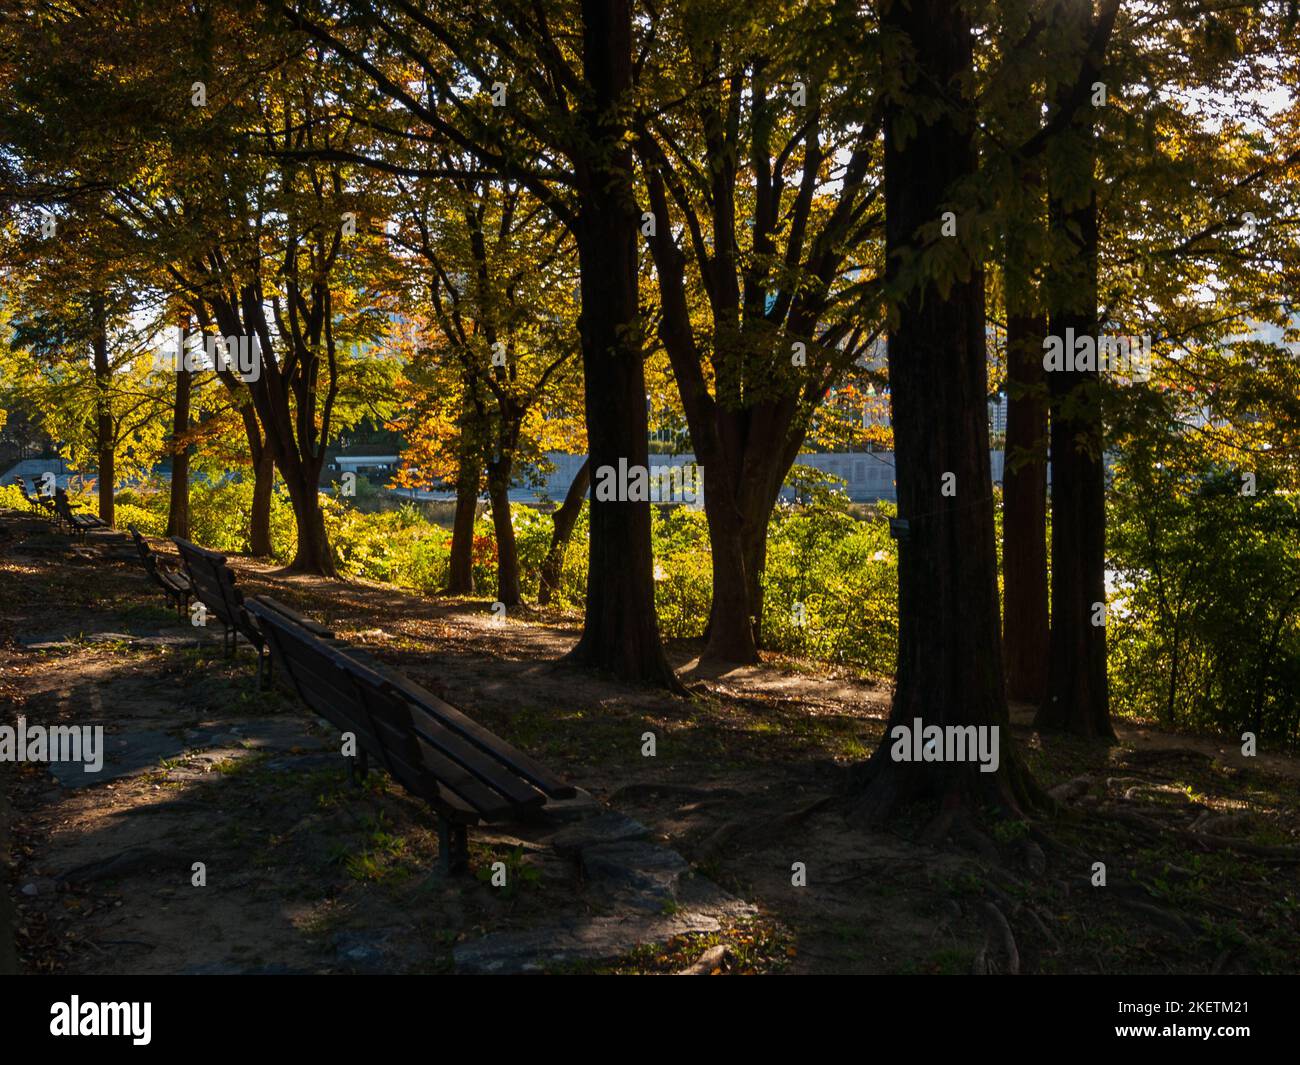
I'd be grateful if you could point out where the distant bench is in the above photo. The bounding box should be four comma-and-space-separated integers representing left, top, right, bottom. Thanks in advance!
171, 536, 331, 685
246, 599, 577, 873
128, 526, 192, 619
12, 477, 53, 519
51, 488, 107, 539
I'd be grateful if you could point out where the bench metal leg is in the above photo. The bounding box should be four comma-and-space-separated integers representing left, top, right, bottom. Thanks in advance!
346, 750, 368, 787
438, 816, 469, 876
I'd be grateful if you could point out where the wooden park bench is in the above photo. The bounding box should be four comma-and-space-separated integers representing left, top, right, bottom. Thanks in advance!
12, 476, 42, 514
14, 476, 55, 519
128, 525, 192, 618
245, 599, 577, 873
171, 536, 333, 686
53, 488, 107, 539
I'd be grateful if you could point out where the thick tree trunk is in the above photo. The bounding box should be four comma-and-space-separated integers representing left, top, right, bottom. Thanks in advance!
700, 480, 761, 662
852, 0, 1043, 824
200, 299, 275, 557
232, 281, 339, 578
447, 451, 480, 596
539, 457, 590, 606
698, 465, 784, 663
564, 0, 681, 690
166, 356, 191, 539
486, 458, 520, 607
1036, 299, 1112, 738
997, 0, 1051, 706
283, 468, 336, 576
741, 496, 772, 648
248, 441, 275, 557
1002, 308, 1049, 702
1034, 5, 1115, 742
91, 294, 114, 527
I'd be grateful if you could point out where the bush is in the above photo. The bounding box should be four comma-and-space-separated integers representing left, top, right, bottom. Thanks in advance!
762, 495, 898, 672
0, 483, 31, 511
1109, 452, 1300, 747
330, 500, 453, 592
71, 465, 901, 678
113, 502, 165, 536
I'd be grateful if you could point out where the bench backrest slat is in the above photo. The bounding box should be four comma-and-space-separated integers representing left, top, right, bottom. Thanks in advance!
352, 678, 541, 811
344, 659, 575, 800
128, 526, 173, 595
248, 601, 562, 821
254, 610, 491, 817
172, 537, 258, 641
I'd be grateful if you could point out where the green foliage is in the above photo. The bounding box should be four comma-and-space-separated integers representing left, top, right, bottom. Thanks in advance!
329, 501, 452, 593
651, 505, 714, 640
113, 500, 165, 536
475, 845, 541, 899
762, 487, 898, 672
99, 470, 899, 675
1109, 438, 1300, 747
0, 483, 30, 511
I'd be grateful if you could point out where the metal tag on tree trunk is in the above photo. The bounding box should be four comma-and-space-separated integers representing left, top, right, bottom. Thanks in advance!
889, 518, 910, 542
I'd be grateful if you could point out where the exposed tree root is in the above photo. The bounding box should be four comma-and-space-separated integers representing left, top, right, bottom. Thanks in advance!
972, 902, 1020, 974
918, 802, 959, 846
610, 783, 743, 805
676, 944, 728, 976
1048, 775, 1093, 803
1116, 747, 1214, 767
1096, 806, 1300, 860
955, 816, 1001, 864
693, 795, 832, 860
1114, 898, 1195, 939
1020, 904, 1060, 948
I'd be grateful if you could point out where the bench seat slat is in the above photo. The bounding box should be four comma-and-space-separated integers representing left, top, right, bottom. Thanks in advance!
339, 649, 575, 800
406, 735, 516, 820
285, 659, 511, 819
409, 707, 546, 809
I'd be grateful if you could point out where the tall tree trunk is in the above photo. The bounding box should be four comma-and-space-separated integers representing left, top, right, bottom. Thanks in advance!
283, 466, 335, 575
233, 282, 338, 578
91, 293, 114, 527
705, 424, 803, 658
565, 0, 681, 690
248, 437, 275, 557
486, 457, 520, 607
166, 346, 191, 539
641, 160, 764, 666
539, 457, 590, 605
1002, 303, 1049, 703
1034, 3, 1115, 741
1036, 296, 1111, 738
447, 450, 480, 595
741, 492, 773, 648
699, 477, 761, 661
997, 0, 1051, 707
200, 299, 275, 557
852, 0, 1042, 824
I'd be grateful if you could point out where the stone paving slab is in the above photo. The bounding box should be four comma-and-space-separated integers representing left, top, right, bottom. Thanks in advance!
549, 811, 649, 856
47, 717, 332, 788
453, 911, 729, 974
